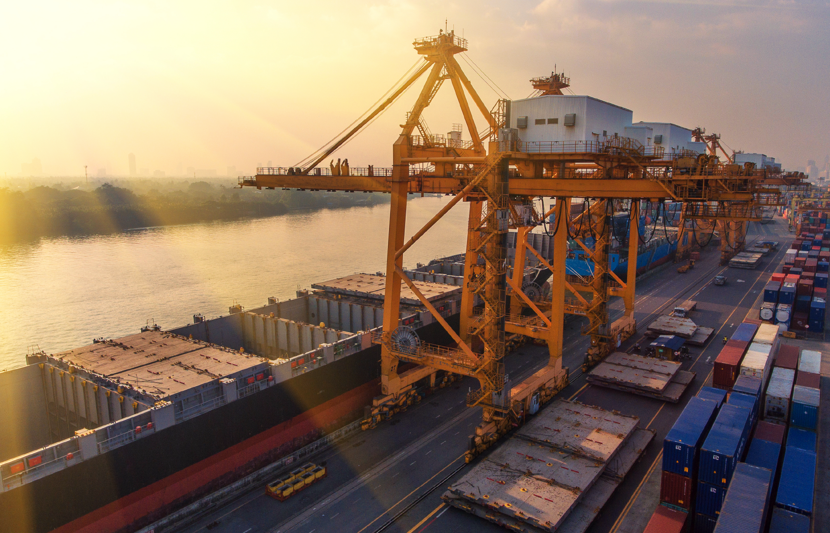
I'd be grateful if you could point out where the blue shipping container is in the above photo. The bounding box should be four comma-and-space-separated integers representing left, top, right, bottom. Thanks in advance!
786, 427, 817, 453
764, 282, 781, 304
697, 387, 727, 409
775, 447, 816, 516
733, 375, 762, 400
699, 404, 752, 487
694, 512, 718, 533
727, 391, 758, 428
817, 264, 829, 276
731, 323, 758, 343
745, 438, 781, 502
696, 480, 727, 517
714, 463, 771, 533
790, 385, 820, 431
779, 285, 796, 305
769, 507, 811, 533
663, 397, 719, 477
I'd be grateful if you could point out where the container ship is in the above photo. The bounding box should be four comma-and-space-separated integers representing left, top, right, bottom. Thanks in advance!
0, 223, 682, 533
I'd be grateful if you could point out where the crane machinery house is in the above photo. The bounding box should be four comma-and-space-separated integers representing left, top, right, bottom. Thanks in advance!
632, 122, 707, 155
508, 95, 635, 151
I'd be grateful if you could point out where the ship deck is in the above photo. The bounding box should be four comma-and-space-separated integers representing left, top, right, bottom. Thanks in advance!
311, 273, 461, 305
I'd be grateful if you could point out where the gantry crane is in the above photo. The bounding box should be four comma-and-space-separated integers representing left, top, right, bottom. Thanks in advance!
241, 30, 805, 459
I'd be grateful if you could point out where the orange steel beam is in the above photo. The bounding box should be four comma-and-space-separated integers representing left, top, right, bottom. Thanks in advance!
505, 276, 552, 327
624, 202, 639, 317
523, 241, 590, 308
459, 200, 483, 344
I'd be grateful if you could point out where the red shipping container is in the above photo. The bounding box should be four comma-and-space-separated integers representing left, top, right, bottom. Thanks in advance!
796, 371, 820, 389
785, 274, 800, 284
771, 273, 786, 283
644, 504, 689, 533
754, 420, 786, 444
714, 344, 745, 389
775, 344, 799, 369
791, 312, 809, 331
820, 251, 830, 260
805, 259, 818, 273
815, 287, 828, 300
795, 258, 807, 268
802, 271, 816, 281
782, 265, 792, 275
660, 470, 694, 510
744, 318, 762, 325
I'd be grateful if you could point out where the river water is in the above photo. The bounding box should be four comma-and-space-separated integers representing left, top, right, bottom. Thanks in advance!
0, 196, 470, 371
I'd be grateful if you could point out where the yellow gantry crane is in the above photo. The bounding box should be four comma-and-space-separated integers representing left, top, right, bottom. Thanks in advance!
242, 30, 805, 460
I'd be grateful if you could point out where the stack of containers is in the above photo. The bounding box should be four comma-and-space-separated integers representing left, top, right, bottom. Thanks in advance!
733, 375, 763, 405
745, 424, 784, 512
697, 387, 727, 408
661, 397, 720, 516
775, 344, 799, 371
728, 390, 759, 431
740, 343, 773, 388
695, 404, 752, 529
763, 367, 795, 422
775, 428, 817, 518
713, 323, 756, 390
790, 349, 821, 431
809, 296, 825, 332
712, 464, 772, 533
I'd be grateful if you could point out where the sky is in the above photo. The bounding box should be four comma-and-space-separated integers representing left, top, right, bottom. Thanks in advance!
1, 0, 828, 177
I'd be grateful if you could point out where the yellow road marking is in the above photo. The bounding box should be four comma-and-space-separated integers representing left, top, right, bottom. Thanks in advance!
406, 502, 446, 533
356, 453, 465, 533
567, 383, 589, 401
609, 450, 663, 533
645, 404, 664, 429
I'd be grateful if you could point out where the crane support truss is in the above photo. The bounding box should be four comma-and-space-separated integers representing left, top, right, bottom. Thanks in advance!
240, 30, 807, 458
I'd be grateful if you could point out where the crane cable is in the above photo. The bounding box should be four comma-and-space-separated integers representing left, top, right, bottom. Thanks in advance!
458, 53, 511, 100
291, 57, 428, 169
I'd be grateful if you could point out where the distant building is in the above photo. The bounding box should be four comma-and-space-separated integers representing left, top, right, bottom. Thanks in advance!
196, 169, 217, 177
128, 153, 136, 176
806, 159, 819, 180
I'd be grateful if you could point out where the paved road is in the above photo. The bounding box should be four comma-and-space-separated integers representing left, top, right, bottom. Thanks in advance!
180, 220, 791, 533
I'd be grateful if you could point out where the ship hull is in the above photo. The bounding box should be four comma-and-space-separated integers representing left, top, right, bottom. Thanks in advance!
0, 318, 457, 533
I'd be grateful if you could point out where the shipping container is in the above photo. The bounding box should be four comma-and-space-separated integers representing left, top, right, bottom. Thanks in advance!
779, 284, 797, 305
798, 350, 821, 374
732, 375, 762, 400
764, 367, 795, 422
791, 312, 809, 331
745, 437, 781, 473
661, 470, 694, 509
643, 504, 689, 533
774, 304, 791, 326
786, 427, 816, 453
730, 323, 758, 343
815, 287, 828, 300
754, 420, 785, 444
764, 283, 780, 304
771, 273, 786, 283
699, 404, 752, 487
740, 343, 773, 384
694, 513, 717, 533
759, 302, 775, 322
753, 323, 779, 345
768, 507, 810, 533
816, 271, 829, 286
795, 294, 811, 313
696, 481, 727, 518
790, 385, 820, 431
727, 391, 758, 427
663, 397, 719, 477
713, 463, 771, 533
774, 344, 799, 370
697, 387, 727, 409
775, 446, 816, 517
795, 371, 820, 389
713, 345, 746, 390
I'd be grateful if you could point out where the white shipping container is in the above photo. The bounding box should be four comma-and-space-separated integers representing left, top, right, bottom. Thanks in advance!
741, 343, 773, 383
764, 367, 795, 421
798, 350, 822, 374
753, 323, 779, 345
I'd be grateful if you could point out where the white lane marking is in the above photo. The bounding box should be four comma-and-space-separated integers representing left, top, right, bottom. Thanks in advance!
436, 415, 441, 419
705, 356, 711, 363
410, 461, 417, 466
440, 440, 446, 445
436, 506, 450, 519
330, 513, 339, 520
426, 450, 432, 455
392, 472, 400, 478
243, 529, 252, 533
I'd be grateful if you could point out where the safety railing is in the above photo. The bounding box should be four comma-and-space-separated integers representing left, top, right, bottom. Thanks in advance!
413, 33, 468, 51
174, 395, 227, 422
254, 166, 396, 177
